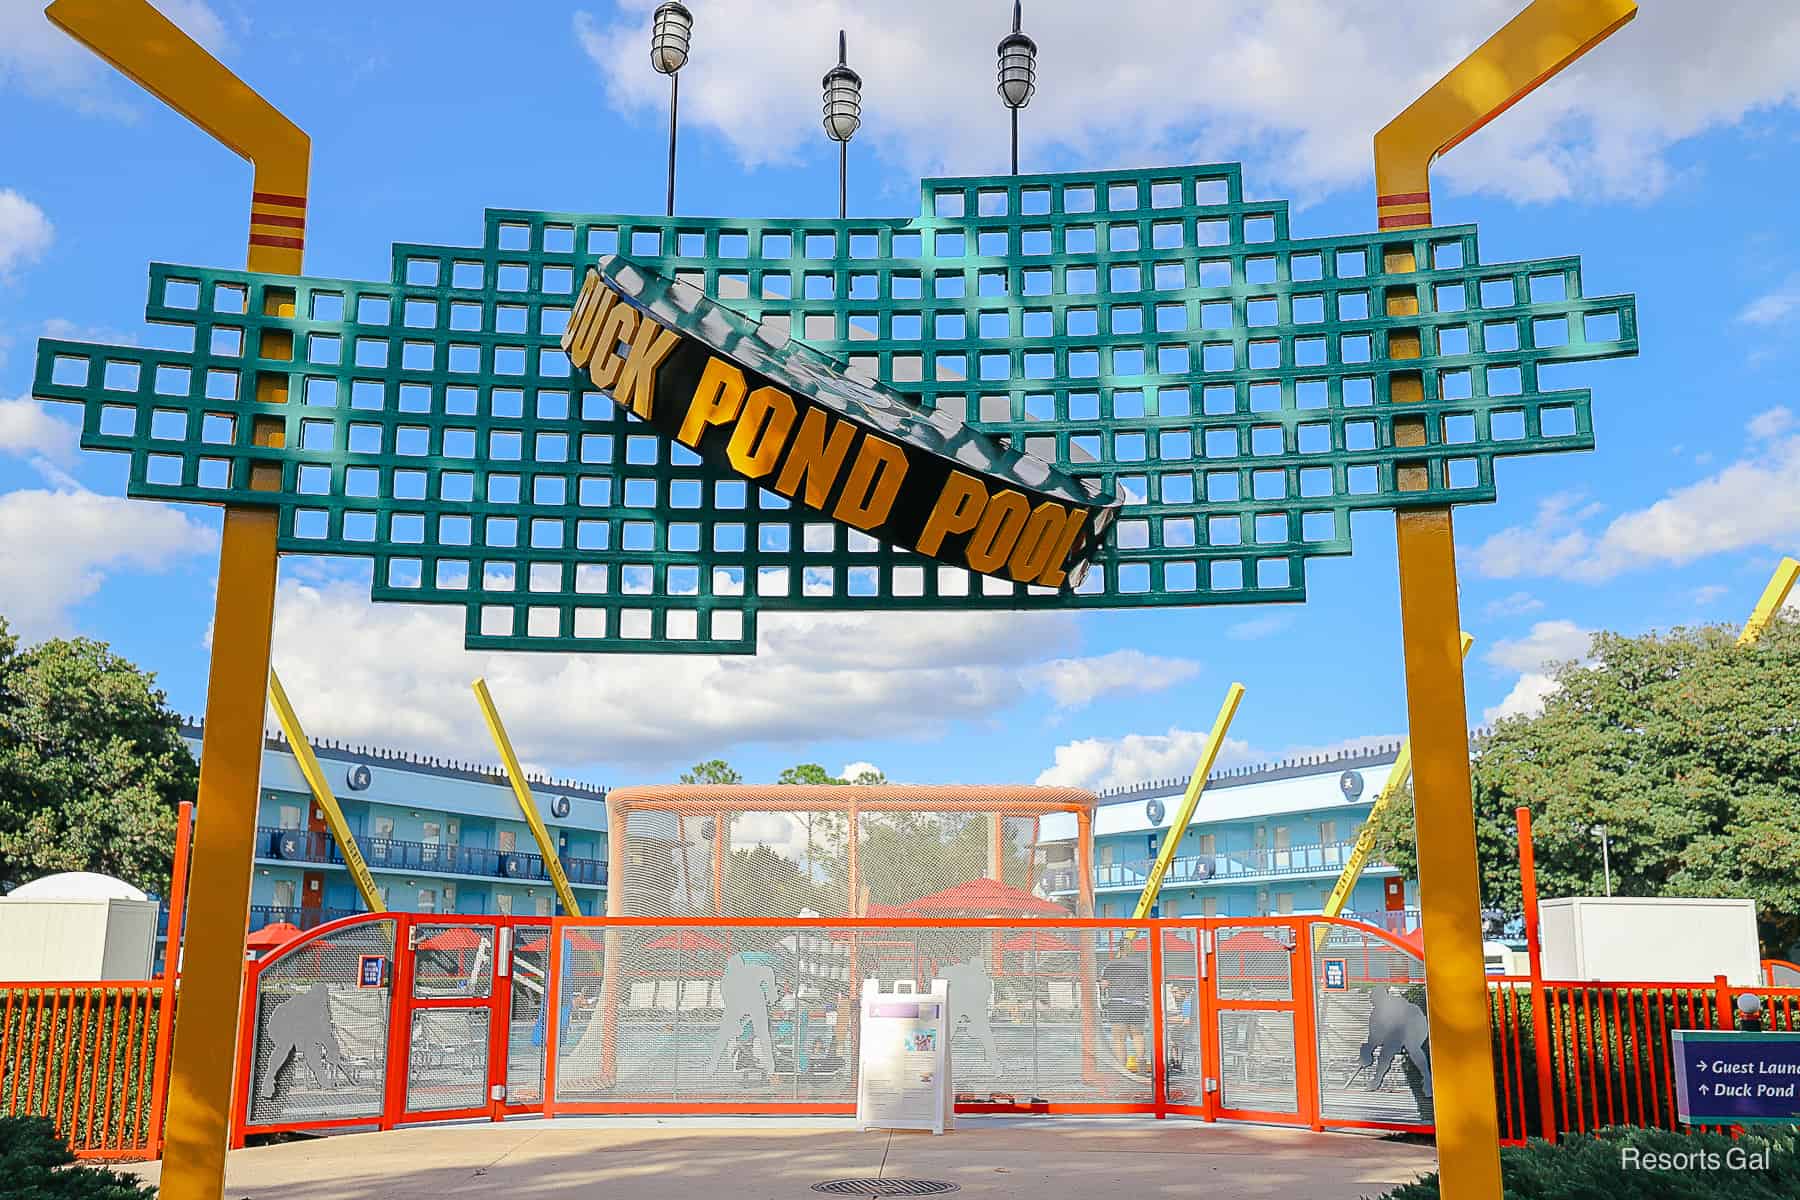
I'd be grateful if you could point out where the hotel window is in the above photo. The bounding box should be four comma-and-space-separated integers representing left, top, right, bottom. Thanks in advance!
443, 883, 456, 909
1100, 845, 1114, 867
1275, 891, 1294, 914
1198, 833, 1216, 856
1202, 896, 1219, 918
277, 804, 302, 830
421, 821, 442, 864
1273, 826, 1291, 850
1320, 820, 1337, 844
371, 815, 395, 839
418, 888, 438, 913
495, 893, 513, 916
271, 879, 295, 908
498, 829, 517, 852
446, 818, 461, 846
535, 896, 552, 916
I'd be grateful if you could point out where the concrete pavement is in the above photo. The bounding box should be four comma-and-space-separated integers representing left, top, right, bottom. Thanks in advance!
123, 1117, 1434, 1199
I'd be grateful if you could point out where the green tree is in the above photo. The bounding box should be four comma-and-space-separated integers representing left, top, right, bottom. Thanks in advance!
0, 621, 197, 895
680, 758, 742, 785
776, 762, 839, 785
1370, 616, 1800, 953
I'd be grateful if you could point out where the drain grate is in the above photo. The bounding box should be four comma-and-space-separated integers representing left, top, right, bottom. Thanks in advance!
812, 1181, 960, 1197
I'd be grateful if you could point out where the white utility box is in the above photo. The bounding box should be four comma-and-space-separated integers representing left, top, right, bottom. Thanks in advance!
0, 872, 158, 981
1539, 897, 1761, 987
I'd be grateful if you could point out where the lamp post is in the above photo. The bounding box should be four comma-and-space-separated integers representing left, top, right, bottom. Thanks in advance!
650, 1, 693, 216
1590, 824, 1613, 896
822, 31, 862, 219
996, 0, 1037, 175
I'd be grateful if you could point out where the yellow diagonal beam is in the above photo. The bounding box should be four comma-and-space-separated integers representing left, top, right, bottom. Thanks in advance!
1319, 632, 1474, 930
1373, 0, 1638, 228
472, 679, 583, 917
1738, 556, 1799, 647
266, 671, 385, 913
1130, 682, 1245, 922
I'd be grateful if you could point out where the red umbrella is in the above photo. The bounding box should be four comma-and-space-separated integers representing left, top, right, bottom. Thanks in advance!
886, 878, 1070, 918
1215, 929, 1286, 954
418, 926, 484, 951
644, 929, 728, 952
1119, 928, 1199, 954
246, 922, 301, 951
999, 929, 1078, 953
516, 929, 603, 953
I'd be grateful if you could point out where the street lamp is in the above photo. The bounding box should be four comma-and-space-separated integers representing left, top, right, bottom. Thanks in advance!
996, 0, 1038, 175
822, 30, 862, 219
1590, 824, 1613, 897
650, 1, 693, 216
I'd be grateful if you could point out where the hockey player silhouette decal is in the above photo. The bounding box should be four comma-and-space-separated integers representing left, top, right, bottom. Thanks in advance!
259, 983, 350, 1100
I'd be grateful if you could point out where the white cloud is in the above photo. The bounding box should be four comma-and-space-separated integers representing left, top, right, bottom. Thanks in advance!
1470, 436, 1800, 583
838, 760, 882, 783
0, 487, 215, 640
265, 577, 1174, 772
0, 1, 229, 112
0, 189, 52, 276
1034, 728, 1404, 792
1692, 584, 1728, 606
1481, 591, 1545, 619
1029, 648, 1199, 710
1479, 619, 1594, 724
1227, 613, 1292, 641
1484, 672, 1561, 724
1739, 280, 1800, 327
1485, 620, 1593, 674
1748, 406, 1795, 440
574, 1, 1800, 205
0, 397, 79, 464
1035, 727, 1256, 791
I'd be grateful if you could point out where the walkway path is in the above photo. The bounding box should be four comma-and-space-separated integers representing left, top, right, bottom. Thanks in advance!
123, 1117, 1434, 1199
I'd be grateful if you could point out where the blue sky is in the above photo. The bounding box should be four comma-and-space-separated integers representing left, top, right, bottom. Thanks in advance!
0, 0, 1796, 790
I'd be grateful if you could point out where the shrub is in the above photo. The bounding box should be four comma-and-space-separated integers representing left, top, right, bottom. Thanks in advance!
0, 1117, 156, 1199
1378, 1126, 1800, 1199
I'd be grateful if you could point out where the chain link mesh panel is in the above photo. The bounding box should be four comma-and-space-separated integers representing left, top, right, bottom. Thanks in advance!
608, 786, 1089, 920
411, 924, 495, 999
404, 1008, 490, 1113
248, 919, 395, 1127
551, 923, 1152, 1107
1159, 932, 1204, 1106
507, 931, 549, 1105
1313, 923, 1434, 1126
1217, 1010, 1298, 1114
30, 163, 1637, 654
1214, 925, 1293, 1001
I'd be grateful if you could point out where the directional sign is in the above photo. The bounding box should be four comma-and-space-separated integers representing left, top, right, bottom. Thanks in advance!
1672, 1030, 1800, 1125
1323, 958, 1348, 991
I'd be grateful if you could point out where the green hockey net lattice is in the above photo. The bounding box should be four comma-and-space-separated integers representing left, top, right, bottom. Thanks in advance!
33, 162, 1636, 653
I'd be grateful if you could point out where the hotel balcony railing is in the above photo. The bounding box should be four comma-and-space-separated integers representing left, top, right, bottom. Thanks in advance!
248, 903, 364, 933
1044, 840, 1389, 895
254, 826, 607, 887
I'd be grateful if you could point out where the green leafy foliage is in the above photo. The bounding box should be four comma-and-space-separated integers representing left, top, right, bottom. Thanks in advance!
1370, 617, 1800, 954
0, 1117, 156, 1199
679, 759, 743, 785
0, 620, 197, 895
1377, 1126, 1800, 1199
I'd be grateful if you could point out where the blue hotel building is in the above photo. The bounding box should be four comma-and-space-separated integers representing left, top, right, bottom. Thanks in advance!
179, 724, 1411, 936
179, 722, 609, 931
1042, 743, 1414, 928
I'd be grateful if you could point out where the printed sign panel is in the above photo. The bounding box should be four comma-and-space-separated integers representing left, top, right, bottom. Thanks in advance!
1672, 1031, 1800, 1125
